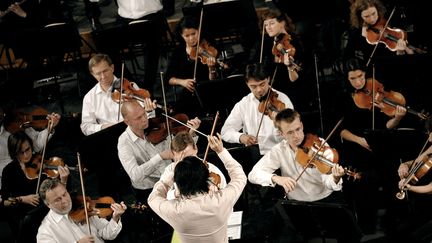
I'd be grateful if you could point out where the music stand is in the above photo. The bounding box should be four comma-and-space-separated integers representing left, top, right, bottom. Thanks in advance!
182, 0, 260, 55
194, 74, 249, 117
276, 199, 362, 243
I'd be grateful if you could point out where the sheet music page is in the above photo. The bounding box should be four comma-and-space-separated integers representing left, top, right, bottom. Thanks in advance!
227, 211, 243, 240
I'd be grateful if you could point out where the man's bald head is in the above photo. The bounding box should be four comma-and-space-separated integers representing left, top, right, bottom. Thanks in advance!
121, 100, 141, 119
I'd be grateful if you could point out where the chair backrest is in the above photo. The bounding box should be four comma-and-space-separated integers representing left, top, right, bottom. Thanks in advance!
40, 22, 82, 58
195, 74, 249, 116
17, 205, 49, 243
276, 199, 363, 241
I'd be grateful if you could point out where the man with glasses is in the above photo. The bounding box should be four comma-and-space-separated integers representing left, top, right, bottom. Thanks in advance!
81, 54, 156, 135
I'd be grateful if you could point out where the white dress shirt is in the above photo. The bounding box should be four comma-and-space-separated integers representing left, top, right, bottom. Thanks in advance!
221, 89, 293, 155
117, 0, 163, 19
117, 126, 173, 190
248, 140, 342, 202
0, 125, 51, 188
80, 79, 123, 136
37, 209, 122, 243
148, 149, 247, 243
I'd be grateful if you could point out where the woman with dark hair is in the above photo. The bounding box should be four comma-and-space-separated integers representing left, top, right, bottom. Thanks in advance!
1, 130, 69, 240
338, 57, 406, 234
165, 15, 221, 118
260, 8, 309, 110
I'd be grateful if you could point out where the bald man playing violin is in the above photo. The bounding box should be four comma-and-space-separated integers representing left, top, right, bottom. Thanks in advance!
117, 100, 201, 202
37, 178, 126, 243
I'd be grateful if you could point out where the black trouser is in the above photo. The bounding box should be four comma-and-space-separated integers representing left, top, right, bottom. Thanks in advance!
117, 10, 166, 93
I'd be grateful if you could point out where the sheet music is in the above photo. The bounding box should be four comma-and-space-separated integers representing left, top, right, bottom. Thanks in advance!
227, 211, 243, 240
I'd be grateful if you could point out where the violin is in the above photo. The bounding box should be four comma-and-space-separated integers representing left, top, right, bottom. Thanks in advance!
24, 154, 81, 180
296, 134, 361, 180
5, 107, 49, 133
69, 196, 147, 224
353, 78, 428, 120
111, 78, 172, 113
111, 78, 151, 103
258, 90, 285, 119
365, 18, 426, 54
145, 113, 190, 144
188, 39, 228, 69
272, 33, 301, 71
396, 155, 432, 200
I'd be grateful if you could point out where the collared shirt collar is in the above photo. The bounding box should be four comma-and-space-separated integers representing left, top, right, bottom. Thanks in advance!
95, 76, 119, 94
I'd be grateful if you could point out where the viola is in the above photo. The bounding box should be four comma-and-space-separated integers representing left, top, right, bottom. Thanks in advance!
272, 33, 301, 71
296, 134, 361, 180
353, 78, 428, 120
69, 196, 147, 224
396, 155, 432, 200
24, 154, 82, 180
145, 113, 190, 144
188, 39, 228, 69
365, 18, 426, 54
258, 90, 285, 119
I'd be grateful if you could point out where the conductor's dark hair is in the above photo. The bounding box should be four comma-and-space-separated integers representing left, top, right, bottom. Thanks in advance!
245, 63, 269, 82
8, 130, 33, 159
174, 156, 209, 197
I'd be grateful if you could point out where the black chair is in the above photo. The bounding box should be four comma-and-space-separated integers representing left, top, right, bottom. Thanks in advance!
182, 0, 260, 62
12, 23, 83, 110
17, 205, 49, 243
276, 199, 363, 243
194, 74, 249, 117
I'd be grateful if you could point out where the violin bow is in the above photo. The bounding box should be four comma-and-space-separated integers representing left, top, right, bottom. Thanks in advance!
371, 65, 376, 131
202, 111, 220, 167
313, 53, 324, 136
191, 7, 205, 109
397, 134, 431, 198
160, 72, 172, 142
35, 118, 54, 194
255, 66, 278, 140
77, 152, 92, 234
118, 62, 125, 122
161, 113, 208, 138
259, 20, 265, 64
295, 117, 344, 182
366, 6, 396, 67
